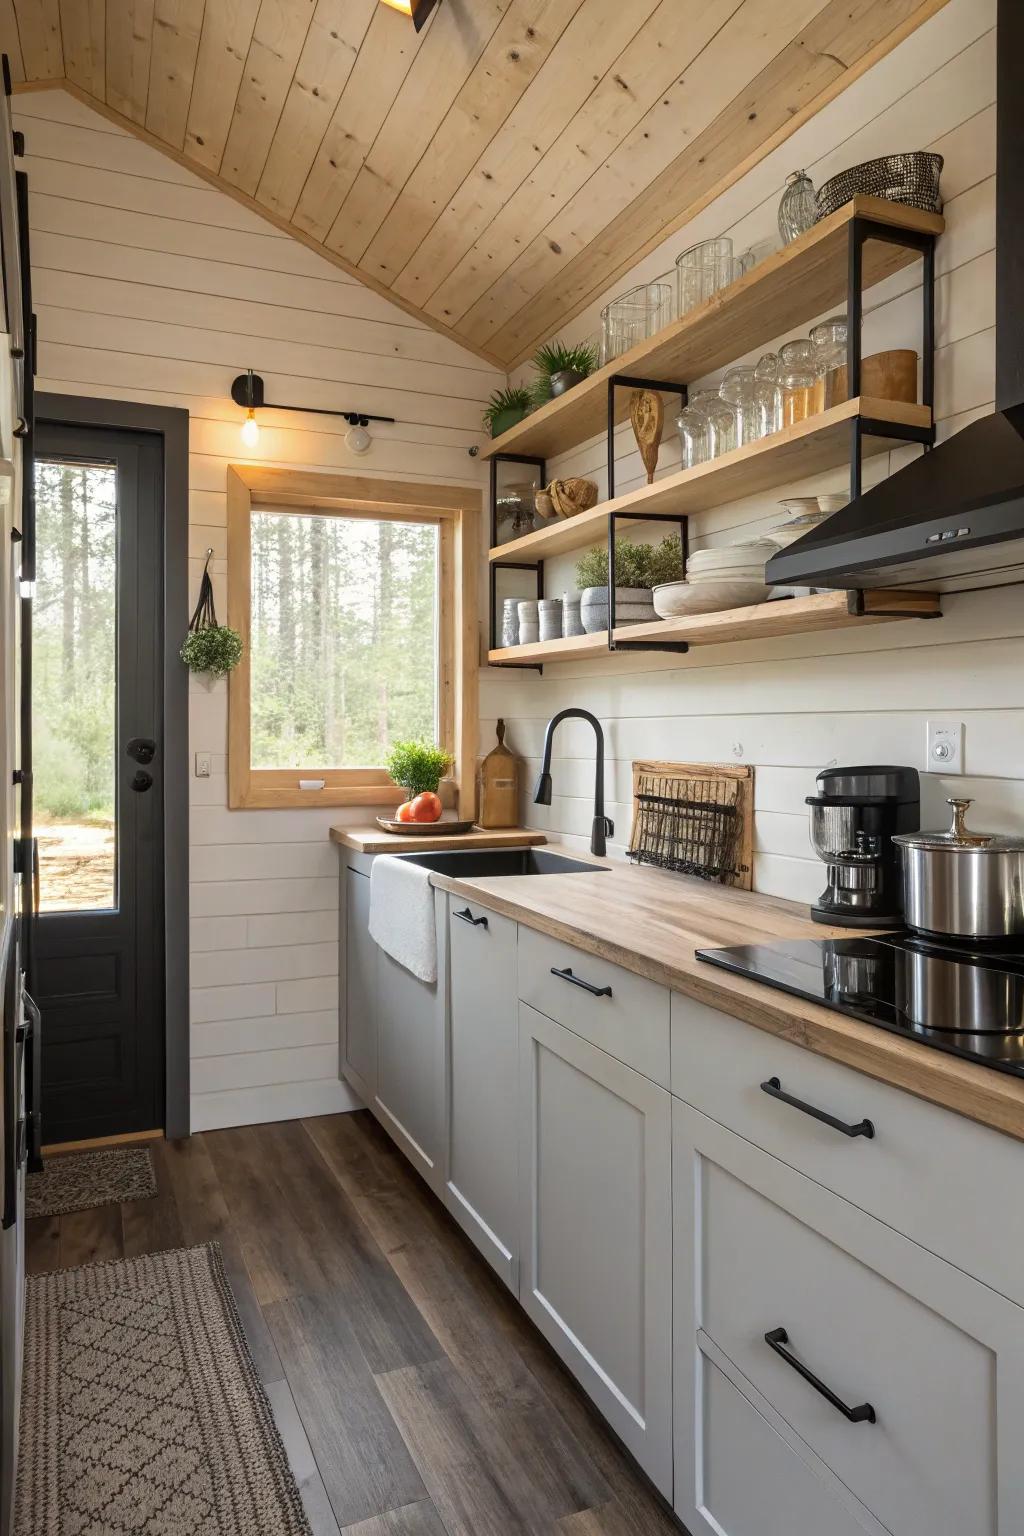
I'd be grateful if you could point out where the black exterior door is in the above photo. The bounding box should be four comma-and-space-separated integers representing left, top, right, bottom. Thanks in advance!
32, 422, 164, 1143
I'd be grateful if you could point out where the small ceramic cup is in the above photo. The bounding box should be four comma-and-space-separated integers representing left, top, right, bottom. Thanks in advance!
501, 597, 521, 647
538, 598, 563, 642
517, 599, 539, 646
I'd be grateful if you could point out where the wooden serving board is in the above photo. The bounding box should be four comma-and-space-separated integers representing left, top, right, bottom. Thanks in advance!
629, 760, 755, 890
331, 825, 547, 854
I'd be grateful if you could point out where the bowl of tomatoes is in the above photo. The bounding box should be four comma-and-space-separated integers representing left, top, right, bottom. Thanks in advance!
376, 792, 475, 836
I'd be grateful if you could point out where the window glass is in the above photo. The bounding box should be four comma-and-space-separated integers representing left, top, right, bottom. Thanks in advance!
250, 510, 439, 770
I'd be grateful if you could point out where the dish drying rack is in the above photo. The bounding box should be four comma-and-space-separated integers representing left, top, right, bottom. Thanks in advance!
628, 761, 754, 888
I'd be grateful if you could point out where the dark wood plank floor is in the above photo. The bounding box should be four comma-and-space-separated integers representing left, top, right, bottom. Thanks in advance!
26, 1111, 682, 1536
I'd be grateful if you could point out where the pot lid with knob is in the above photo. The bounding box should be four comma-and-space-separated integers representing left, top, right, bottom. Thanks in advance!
893, 798, 1024, 854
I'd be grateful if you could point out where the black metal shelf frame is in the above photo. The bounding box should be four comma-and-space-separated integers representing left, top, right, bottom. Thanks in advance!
489, 450, 547, 669
485, 215, 938, 661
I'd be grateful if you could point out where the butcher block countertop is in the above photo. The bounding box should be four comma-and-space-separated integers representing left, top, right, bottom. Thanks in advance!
429, 857, 1024, 1144
331, 824, 546, 854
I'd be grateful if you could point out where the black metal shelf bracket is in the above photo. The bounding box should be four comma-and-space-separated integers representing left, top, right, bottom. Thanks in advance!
607, 508, 689, 653
488, 447, 548, 670
606, 374, 687, 500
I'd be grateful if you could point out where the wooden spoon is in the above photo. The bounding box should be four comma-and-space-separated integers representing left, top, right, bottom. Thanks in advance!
630, 389, 664, 484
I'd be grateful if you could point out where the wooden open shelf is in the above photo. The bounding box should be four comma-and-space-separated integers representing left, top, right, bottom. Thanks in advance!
481, 197, 942, 465
487, 590, 941, 665
489, 397, 931, 563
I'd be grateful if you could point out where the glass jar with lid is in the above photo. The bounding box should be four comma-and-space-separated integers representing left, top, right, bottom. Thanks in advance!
779, 338, 816, 427
692, 389, 737, 459
720, 365, 761, 446
753, 352, 783, 437
810, 316, 848, 413
676, 399, 707, 471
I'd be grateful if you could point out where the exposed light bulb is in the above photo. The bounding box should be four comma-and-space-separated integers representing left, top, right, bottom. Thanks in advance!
240, 408, 260, 448
346, 424, 372, 455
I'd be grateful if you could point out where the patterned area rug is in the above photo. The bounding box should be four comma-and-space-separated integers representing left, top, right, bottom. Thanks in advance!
15, 1243, 311, 1535
26, 1146, 158, 1219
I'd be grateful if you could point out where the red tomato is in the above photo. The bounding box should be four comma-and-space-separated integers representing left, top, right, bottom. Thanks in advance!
409, 791, 442, 823
395, 800, 416, 822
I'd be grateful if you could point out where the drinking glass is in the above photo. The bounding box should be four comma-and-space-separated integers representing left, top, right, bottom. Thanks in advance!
675, 238, 734, 316
600, 282, 674, 364
676, 401, 707, 470
693, 389, 737, 459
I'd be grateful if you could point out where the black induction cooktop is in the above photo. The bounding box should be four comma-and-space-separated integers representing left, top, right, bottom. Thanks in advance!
697, 934, 1024, 1077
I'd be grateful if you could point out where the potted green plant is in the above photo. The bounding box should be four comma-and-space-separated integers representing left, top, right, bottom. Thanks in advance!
180, 551, 244, 677
530, 338, 599, 404
575, 537, 684, 632
384, 739, 454, 822
483, 385, 534, 439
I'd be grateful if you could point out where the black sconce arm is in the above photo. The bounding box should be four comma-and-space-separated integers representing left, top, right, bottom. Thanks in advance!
230, 371, 395, 428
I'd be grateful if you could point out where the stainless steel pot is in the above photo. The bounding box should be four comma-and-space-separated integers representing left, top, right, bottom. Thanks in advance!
893, 798, 1024, 939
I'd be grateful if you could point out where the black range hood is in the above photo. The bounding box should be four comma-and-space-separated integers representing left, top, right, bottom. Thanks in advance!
767, 0, 1023, 596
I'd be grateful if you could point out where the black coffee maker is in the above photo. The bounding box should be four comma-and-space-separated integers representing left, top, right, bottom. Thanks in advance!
807, 765, 920, 927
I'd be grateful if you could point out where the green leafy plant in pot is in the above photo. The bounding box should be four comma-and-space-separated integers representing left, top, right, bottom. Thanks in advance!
385, 739, 453, 799
575, 536, 684, 633
483, 385, 534, 440
530, 338, 599, 404
180, 549, 243, 677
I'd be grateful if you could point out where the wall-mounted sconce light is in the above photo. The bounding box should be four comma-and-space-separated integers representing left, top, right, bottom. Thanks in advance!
231, 370, 396, 449
379, 0, 439, 31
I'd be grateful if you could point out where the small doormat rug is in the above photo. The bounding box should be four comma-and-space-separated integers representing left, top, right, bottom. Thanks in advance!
15, 1242, 311, 1535
26, 1146, 158, 1219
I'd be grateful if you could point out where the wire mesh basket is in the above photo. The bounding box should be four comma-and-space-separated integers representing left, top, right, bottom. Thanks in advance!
627, 761, 754, 887
816, 152, 943, 220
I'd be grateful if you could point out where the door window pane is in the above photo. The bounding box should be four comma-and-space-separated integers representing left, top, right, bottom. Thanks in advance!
33, 460, 117, 912
250, 510, 439, 769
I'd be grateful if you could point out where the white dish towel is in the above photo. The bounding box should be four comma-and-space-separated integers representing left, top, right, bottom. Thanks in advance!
368, 855, 437, 984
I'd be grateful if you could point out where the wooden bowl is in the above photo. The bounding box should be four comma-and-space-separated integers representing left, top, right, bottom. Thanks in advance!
375, 817, 476, 836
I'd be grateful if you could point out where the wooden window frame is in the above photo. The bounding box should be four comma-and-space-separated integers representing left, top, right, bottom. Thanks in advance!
227, 465, 480, 813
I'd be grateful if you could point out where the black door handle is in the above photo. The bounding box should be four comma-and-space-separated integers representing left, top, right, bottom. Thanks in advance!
453, 907, 487, 928
765, 1328, 876, 1423
760, 1077, 874, 1139
126, 737, 156, 764
550, 966, 612, 998
130, 769, 154, 793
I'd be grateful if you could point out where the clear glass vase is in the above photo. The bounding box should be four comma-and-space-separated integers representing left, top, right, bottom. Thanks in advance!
778, 170, 816, 245
693, 389, 737, 459
675, 238, 734, 316
600, 282, 674, 364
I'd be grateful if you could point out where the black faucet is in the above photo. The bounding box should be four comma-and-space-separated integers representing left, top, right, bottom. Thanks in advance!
533, 708, 614, 857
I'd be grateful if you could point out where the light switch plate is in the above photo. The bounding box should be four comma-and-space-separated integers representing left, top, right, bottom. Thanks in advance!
926, 719, 963, 774
194, 752, 211, 778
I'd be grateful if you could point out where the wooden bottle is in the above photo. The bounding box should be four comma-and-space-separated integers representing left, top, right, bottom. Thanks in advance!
477, 720, 519, 829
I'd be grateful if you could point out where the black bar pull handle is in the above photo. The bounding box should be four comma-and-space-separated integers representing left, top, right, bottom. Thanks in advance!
765, 1327, 876, 1424
550, 966, 612, 998
760, 1077, 874, 1139
453, 907, 488, 928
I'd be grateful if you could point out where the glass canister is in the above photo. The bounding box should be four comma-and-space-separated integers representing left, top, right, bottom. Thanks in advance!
720, 365, 761, 446
692, 389, 737, 459
675, 238, 733, 316
779, 338, 816, 427
676, 400, 707, 470
810, 316, 848, 412
600, 282, 674, 363
754, 352, 783, 437
778, 170, 816, 245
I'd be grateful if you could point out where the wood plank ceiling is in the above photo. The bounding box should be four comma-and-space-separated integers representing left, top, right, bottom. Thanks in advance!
1, 0, 947, 368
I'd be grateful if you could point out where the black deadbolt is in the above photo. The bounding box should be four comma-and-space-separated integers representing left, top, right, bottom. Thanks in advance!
130, 770, 154, 793
126, 737, 156, 764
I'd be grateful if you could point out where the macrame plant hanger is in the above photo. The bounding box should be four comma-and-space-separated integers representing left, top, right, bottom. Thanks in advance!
189, 548, 217, 636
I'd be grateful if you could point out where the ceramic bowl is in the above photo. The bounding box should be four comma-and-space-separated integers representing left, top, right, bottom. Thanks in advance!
686, 538, 777, 574
653, 579, 770, 617
777, 496, 821, 516
817, 493, 849, 513
686, 566, 767, 584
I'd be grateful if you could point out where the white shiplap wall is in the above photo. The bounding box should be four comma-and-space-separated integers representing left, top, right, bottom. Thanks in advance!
16, 88, 501, 1132
492, 0, 1021, 902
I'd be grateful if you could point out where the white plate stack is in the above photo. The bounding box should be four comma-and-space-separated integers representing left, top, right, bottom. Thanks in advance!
653, 538, 777, 617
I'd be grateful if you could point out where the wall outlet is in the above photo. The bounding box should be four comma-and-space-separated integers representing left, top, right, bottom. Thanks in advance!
194, 752, 212, 778
926, 720, 963, 775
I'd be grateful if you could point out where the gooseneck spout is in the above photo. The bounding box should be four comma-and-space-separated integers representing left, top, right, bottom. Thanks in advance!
533, 708, 614, 857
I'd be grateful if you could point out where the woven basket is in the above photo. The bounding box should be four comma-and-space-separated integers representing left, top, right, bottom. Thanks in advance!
816, 152, 943, 220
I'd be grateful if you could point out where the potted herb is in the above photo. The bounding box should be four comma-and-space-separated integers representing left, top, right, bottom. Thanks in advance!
384, 739, 454, 824
180, 550, 243, 677
530, 338, 599, 404
483, 385, 534, 439
575, 537, 684, 632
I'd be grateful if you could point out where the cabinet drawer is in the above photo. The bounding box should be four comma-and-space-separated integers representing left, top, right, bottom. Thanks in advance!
695, 1359, 879, 1536
518, 925, 669, 1085
672, 990, 1024, 1305
678, 1102, 1024, 1536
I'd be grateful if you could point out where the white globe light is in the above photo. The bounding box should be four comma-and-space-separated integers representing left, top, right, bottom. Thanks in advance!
346, 424, 372, 455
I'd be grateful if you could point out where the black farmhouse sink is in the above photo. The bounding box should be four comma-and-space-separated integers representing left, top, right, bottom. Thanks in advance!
395, 848, 607, 878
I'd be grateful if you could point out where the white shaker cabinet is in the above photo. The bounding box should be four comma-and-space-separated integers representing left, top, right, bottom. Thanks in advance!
445, 899, 519, 1289
518, 1002, 673, 1495
341, 867, 377, 1103
673, 1098, 1024, 1536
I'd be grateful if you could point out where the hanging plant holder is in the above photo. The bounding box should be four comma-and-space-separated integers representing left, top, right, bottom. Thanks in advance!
180, 549, 243, 677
